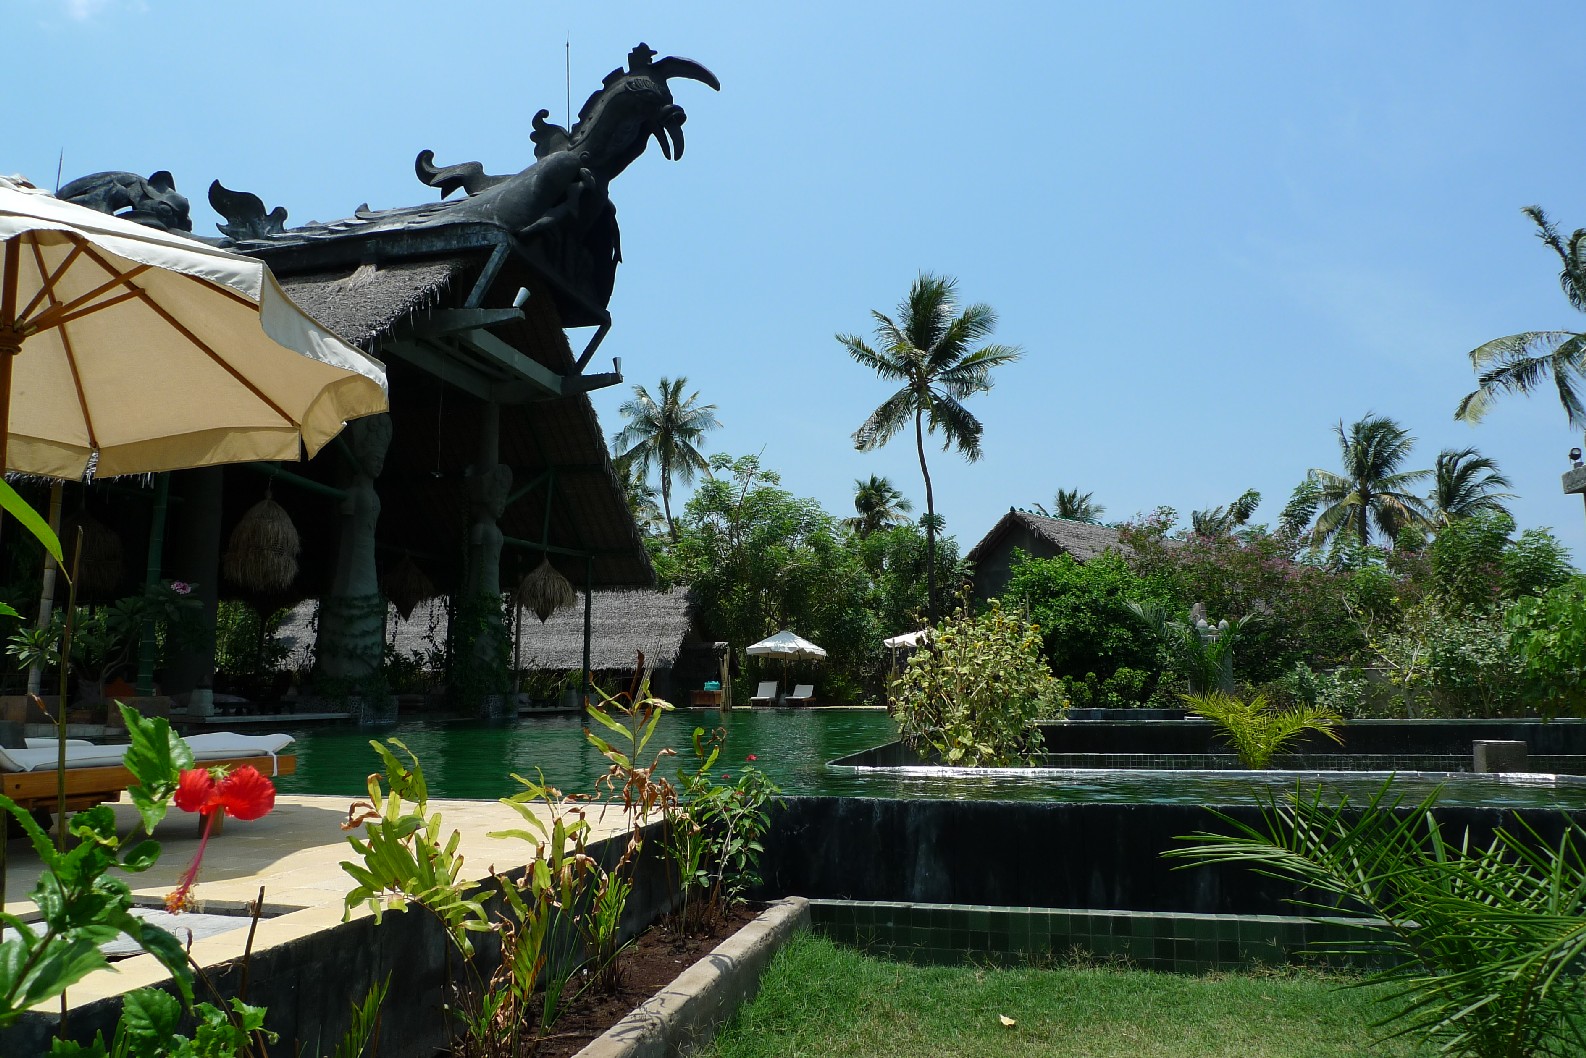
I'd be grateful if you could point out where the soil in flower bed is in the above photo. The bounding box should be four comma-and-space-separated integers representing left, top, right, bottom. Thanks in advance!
534, 902, 762, 1058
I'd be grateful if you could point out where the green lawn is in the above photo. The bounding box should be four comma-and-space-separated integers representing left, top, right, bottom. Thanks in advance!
700, 932, 1432, 1058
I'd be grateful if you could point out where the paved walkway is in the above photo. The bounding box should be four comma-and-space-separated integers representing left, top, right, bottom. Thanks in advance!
2, 793, 635, 1009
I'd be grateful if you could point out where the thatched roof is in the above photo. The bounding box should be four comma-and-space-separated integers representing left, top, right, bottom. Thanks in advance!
515, 587, 698, 671
218, 246, 653, 595
966, 510, 1127, 565
278, 258, 468, 350
275, 587, 700, 675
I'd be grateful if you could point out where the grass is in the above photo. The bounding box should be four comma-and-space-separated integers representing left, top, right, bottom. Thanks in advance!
699, 932, 1434, 1058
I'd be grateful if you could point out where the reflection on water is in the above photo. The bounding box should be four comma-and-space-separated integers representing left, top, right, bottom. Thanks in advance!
272, 709, 1586, 809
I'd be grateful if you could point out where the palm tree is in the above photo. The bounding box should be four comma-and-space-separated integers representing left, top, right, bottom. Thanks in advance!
1035, 488, 1106, 523
841, 274, 1022, 620
612, 377, 721, 540
1429, 447, 1515, 526
1456, 206, 1586, 435
1191, 488, 1261, 537
1307, 414, 1431, 550
848, 475, 913, 537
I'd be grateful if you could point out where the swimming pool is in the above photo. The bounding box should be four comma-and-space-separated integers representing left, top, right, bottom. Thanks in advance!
269, 707, 1586, 809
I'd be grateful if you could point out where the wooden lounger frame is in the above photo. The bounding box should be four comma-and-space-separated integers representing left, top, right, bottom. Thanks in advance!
2, 754, 297, 814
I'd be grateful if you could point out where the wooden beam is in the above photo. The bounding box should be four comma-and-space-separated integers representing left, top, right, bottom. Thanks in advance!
381, 338, 496, 401
460, 329, 564, 398
411, 307, 525, 338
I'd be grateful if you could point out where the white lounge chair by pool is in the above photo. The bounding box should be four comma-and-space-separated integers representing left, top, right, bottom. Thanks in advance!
748, 681, 779, 705
784, 685, 815, 705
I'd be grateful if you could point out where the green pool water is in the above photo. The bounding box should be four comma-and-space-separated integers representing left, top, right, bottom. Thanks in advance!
272, 707, 897, 802
269, 707, 1586, 809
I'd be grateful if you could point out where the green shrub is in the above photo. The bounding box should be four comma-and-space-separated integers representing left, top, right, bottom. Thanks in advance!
891, 600, 1062, 766
1374, 606, 1526, 717
1506, 576, 1586, 718
1185, 690, 1343, 768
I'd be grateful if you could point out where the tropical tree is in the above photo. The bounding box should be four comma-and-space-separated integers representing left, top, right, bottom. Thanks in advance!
1429, 447, 1515, 526
841, 274, 1022, 620
1190, 488, 1261, 537
847, 475, 913, 538
1306, 414, 1431, 550
1035, 488, 1106, 523
1456, 206, 1586, 438
612, 377, 721, 540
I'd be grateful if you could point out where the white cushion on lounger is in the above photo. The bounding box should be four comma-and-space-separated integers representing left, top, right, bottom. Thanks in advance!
0, 732, 294, 773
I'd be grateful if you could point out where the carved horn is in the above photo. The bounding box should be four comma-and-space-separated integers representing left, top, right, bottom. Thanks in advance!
648, 56, 720, 92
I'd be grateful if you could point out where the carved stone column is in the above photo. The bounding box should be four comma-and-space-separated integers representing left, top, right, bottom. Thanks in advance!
454, 403, 512, 712
315, 413, 391, 691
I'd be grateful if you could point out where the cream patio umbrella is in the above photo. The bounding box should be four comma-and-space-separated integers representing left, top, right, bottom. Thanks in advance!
0, 175, 387, 478
745, 629, 827, 697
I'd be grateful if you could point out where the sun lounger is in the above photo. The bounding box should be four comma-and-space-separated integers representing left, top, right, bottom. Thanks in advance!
784, 684, 815, 705
0, 732, 297, 815
747, 681, 779, 706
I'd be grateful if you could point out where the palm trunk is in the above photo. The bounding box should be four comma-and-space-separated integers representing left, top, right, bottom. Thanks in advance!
915, 410, 937, 623
1358, 488, 1370, 550
661, 458, 677, 542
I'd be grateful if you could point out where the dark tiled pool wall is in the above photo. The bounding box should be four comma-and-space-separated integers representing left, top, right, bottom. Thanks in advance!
808, 900, 1377, 972
1039, 752, 1586, 772
763, 797, 1583, 917
1035, 718, 1586, 759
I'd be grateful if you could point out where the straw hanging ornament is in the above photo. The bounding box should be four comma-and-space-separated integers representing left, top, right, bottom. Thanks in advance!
380, 553, 436, 621
516, 557, 576, 623
223, 484, 300, 594
60, 509, 123, 599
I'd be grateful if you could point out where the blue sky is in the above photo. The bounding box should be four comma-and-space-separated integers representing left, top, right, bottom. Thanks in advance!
12, 1, 1586, 559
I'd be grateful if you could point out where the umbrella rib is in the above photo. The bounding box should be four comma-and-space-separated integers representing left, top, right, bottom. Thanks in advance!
17, 238, 86, 324
49, 288, 142, 328
74, 244, 297, 426
188, 272, 266, 310
28, 262, 153, 334
27, 239, 100, 453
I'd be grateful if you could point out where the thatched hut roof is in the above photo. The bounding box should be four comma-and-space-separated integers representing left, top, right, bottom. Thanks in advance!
278, 258, 468, 350
966, 510, 1127, 566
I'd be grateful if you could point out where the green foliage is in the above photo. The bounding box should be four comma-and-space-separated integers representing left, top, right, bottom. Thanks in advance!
670, 454, 890, 698
1171, 783, 1586, 1057
667, 727, 782, 934
1122, 520, 1368, 681
0, 705, 192, 1030
842, 273, 1022, 618
1129, 601, 1253, 695
1507, 577, 1586, 718
213, 601, 289, 678
1422, 513, 1570, 612
1059, 666, 1154, 710
1374, 606, 1527, 718
1001, 550, 1173, 683
1305, 414, 1431, 551
1183, 690, 1343, 768
891, 599, 1061, 767
613, 376, 721, 540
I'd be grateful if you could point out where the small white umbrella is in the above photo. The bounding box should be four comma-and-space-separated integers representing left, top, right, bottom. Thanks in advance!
0, 175, 387, 478
745, 629, 828, 660
744, 629, 826, 698
882, 629, 930, 649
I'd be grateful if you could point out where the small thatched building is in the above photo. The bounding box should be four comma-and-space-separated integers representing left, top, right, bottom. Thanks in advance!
966, 508, 1130, 600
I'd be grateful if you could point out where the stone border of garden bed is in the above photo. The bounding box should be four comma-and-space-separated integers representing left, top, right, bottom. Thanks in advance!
575, 896, 811, 1058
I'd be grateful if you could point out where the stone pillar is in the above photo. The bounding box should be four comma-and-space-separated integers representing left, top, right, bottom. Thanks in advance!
1473, 740, 1528, 773
165, 468, 223, 715
456, 403, 511, 713
315, 414, 392, 690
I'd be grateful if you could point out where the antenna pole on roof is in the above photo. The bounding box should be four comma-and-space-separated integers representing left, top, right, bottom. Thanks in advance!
565, 36, 572, 131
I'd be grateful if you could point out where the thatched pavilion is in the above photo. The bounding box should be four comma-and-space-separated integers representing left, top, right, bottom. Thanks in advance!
13, 45, 718, 714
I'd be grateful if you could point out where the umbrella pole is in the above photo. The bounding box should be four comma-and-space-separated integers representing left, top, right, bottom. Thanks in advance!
0, 237, 20, 474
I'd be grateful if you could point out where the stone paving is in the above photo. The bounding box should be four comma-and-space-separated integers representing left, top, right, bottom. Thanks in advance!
2, 793, 633, 1009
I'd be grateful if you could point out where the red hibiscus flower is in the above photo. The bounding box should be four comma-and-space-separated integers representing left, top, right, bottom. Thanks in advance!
746, 754, 758, 761
166, 765, 277, 912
